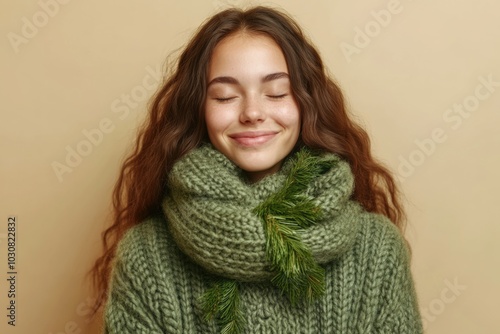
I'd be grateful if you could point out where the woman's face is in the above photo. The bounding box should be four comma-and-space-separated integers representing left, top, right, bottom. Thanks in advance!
205, 33, 300, 183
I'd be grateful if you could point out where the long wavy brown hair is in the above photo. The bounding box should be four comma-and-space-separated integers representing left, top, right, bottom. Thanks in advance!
87, 5, 408, 318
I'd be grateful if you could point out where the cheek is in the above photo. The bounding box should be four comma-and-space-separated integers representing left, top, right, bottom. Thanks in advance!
205, 113, 218, 138
205, 105, 231, 137
275, 101, 301, 129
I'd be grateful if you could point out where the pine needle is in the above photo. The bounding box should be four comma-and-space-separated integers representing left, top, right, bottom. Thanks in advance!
201, 147, 332, 333
201, 280, 245, 334
253, 147, 328, 306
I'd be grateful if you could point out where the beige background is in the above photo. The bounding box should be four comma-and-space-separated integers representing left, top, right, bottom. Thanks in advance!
1, 0, 499, 333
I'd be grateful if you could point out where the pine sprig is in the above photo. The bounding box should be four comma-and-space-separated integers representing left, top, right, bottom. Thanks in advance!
201, 279, 245, 334
262, 212, 325, 304
201, 148, 332, 333
253, 148, 330, 305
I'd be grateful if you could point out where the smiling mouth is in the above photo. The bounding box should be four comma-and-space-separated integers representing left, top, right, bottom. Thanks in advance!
229, 131, 278, 147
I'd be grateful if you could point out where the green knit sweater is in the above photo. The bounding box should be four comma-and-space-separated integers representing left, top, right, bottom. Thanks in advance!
103, 145, 424, 333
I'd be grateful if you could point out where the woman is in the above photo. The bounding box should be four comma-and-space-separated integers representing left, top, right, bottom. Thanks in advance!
90, 6, 424, 333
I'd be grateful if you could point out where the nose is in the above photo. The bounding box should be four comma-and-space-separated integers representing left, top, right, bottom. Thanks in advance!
239, 95, 265, 124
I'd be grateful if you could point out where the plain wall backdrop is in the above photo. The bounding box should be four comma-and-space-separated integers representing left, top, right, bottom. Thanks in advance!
1, 0, 499, 333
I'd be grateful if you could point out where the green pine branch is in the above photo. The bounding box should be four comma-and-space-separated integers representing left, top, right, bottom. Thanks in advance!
201, 280, 245, 334
263, 213, 325, 304
253, 147, 330, 306
200, 148, 332, 333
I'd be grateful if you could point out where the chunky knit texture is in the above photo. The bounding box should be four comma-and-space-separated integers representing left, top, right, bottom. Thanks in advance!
103, 144, 424, 333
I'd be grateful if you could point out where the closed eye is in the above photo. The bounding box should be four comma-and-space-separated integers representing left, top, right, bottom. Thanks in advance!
214, 97, 237, 102
267, 94, 288, 100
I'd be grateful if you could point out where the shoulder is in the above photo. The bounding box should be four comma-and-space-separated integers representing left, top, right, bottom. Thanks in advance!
353, 212, 423, 331
104, 216, 185, 332
108, 215, 185, 298
359, 210, 408, 248
355, 210, 412, 267
113, 215, 173, 268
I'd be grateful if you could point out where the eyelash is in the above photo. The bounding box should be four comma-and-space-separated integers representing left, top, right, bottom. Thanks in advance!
215, 97, 235, 102
213, 94, 287, 102
268, 94, 287, 100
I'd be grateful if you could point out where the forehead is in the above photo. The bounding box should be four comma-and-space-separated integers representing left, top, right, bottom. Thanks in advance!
207, 32, 288, 78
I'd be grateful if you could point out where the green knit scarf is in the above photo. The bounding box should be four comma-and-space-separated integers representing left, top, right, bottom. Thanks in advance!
162, 144, 363, 334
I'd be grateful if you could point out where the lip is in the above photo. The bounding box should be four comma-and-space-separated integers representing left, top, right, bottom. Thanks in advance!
229, 131, 278, 147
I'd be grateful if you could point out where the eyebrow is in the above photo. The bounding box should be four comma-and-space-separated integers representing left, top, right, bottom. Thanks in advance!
207, 72, 289, 87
